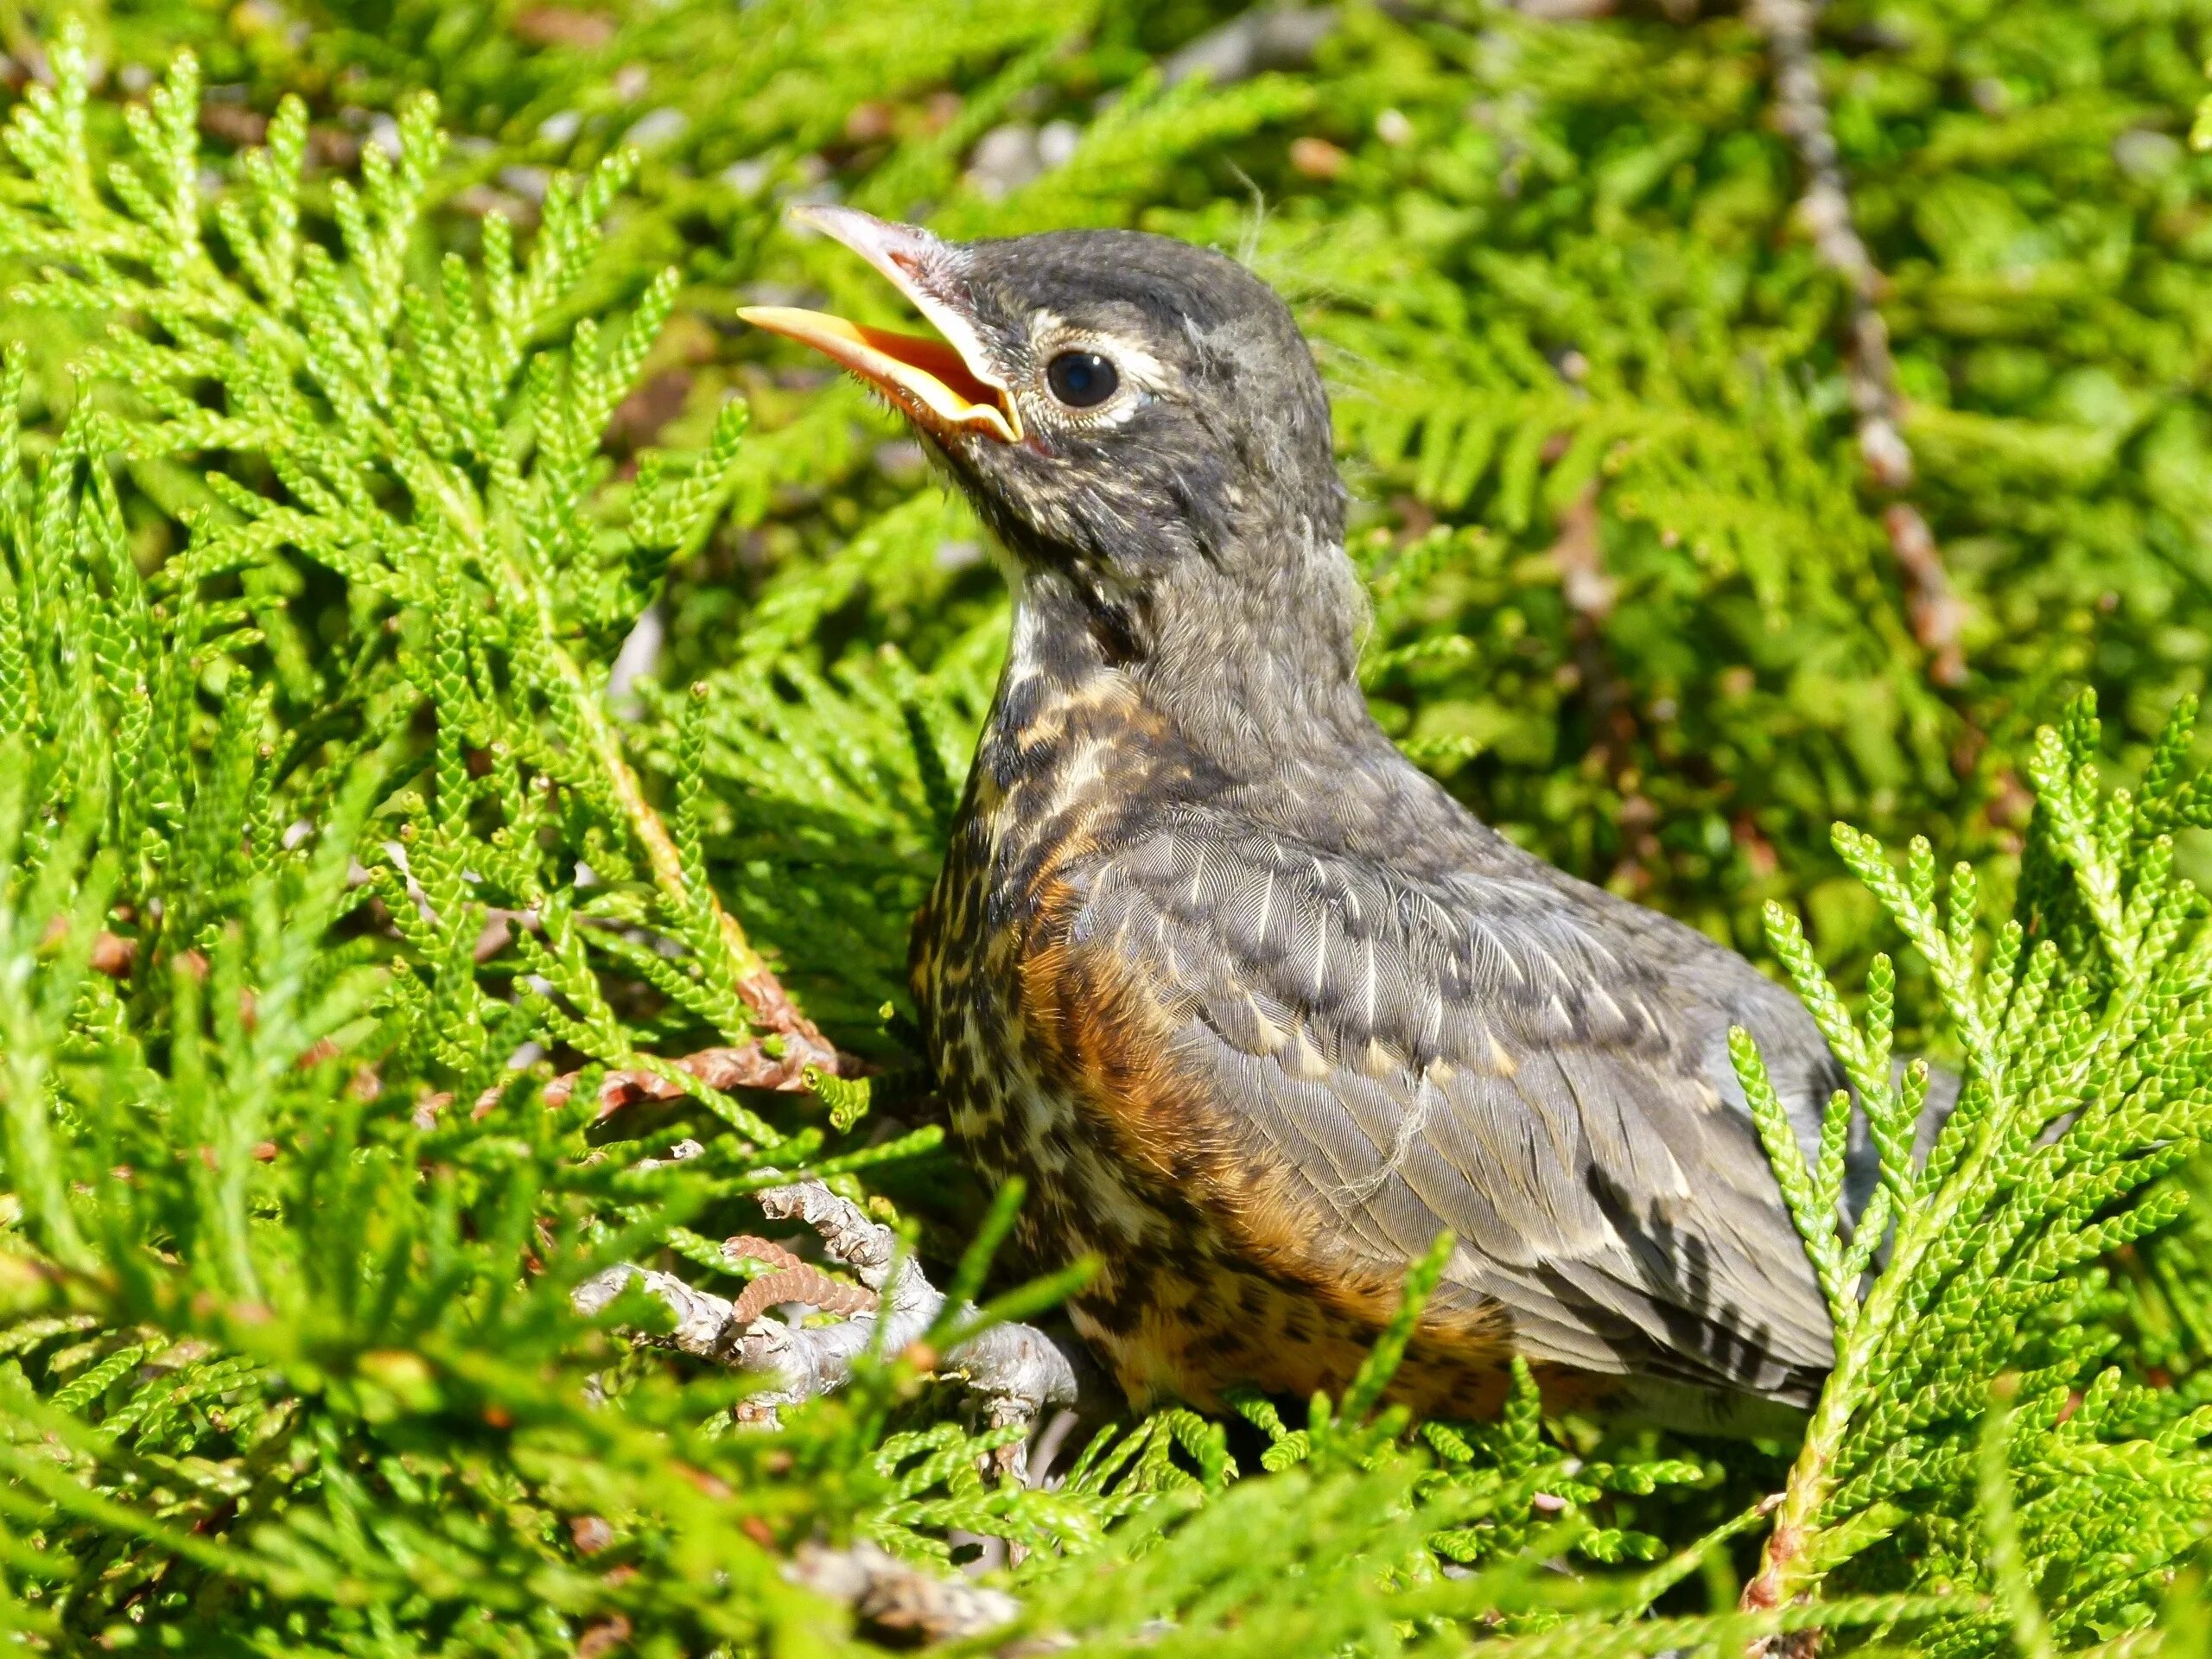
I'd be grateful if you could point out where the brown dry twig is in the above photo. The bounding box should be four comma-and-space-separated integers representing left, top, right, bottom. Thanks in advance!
534, 1040, 832, 1117
1751, 0, 1965, 689
413, 1037, 832, 1129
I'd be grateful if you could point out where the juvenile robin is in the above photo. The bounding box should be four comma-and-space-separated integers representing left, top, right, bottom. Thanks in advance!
743, 207, 1914, 1430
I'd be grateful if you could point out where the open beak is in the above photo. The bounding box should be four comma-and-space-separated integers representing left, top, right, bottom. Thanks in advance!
739, 205, 1021, 443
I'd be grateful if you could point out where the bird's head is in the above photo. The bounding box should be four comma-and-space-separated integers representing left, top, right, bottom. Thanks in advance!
741, 207, 1356, 681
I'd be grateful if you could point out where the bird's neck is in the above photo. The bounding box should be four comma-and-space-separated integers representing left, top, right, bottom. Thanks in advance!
982, 544, 1381, 785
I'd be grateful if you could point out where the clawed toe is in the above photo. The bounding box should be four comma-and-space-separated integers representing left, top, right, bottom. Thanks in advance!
574, 1175, 1083, 1449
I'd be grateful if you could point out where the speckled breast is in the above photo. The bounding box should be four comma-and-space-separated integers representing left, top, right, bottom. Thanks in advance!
907, 671, 1521, 1414
907, 672, 1185, 1355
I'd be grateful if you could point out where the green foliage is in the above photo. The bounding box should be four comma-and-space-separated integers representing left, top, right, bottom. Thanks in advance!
0, 0, 2204, 1652
1737, 690, 2212, 1653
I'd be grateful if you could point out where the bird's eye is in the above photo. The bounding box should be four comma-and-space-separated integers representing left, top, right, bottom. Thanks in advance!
1046, 351, 1119, 409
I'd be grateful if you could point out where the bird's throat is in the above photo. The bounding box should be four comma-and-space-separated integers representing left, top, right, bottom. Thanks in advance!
988, 550, 1378, 788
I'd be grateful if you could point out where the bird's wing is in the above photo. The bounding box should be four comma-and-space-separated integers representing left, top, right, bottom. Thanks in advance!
1026, 825, 1840, 1403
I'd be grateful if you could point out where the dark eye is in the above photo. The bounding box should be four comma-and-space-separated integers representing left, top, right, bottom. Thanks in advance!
1046, 351, 1119, 409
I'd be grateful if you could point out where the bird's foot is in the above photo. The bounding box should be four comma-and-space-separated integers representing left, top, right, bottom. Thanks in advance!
573, 1175, 1084, 1471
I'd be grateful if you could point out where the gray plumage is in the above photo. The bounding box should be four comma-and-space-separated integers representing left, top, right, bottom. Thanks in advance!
751, 207, 1951, 1423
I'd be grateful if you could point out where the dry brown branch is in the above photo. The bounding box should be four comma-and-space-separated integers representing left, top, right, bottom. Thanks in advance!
416, 1035, 836, 1128
1751, 0, 1965, 689
1884, 502, 1967, 689
536, 1041, 829, 1116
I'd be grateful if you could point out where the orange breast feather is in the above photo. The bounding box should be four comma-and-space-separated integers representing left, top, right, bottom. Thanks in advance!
1013, 882, 1513, 1381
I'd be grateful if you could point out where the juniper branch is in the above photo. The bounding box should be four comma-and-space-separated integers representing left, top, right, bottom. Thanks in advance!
550, 641, 840, 1077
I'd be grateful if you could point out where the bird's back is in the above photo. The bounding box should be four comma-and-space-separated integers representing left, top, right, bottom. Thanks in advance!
914, 652, 1853, 1426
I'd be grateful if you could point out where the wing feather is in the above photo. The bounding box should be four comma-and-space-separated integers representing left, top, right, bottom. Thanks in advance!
1060, 823, 1842, 1401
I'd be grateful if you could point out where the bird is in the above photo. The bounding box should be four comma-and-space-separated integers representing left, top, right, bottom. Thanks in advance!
741, 205, 1930, 1433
